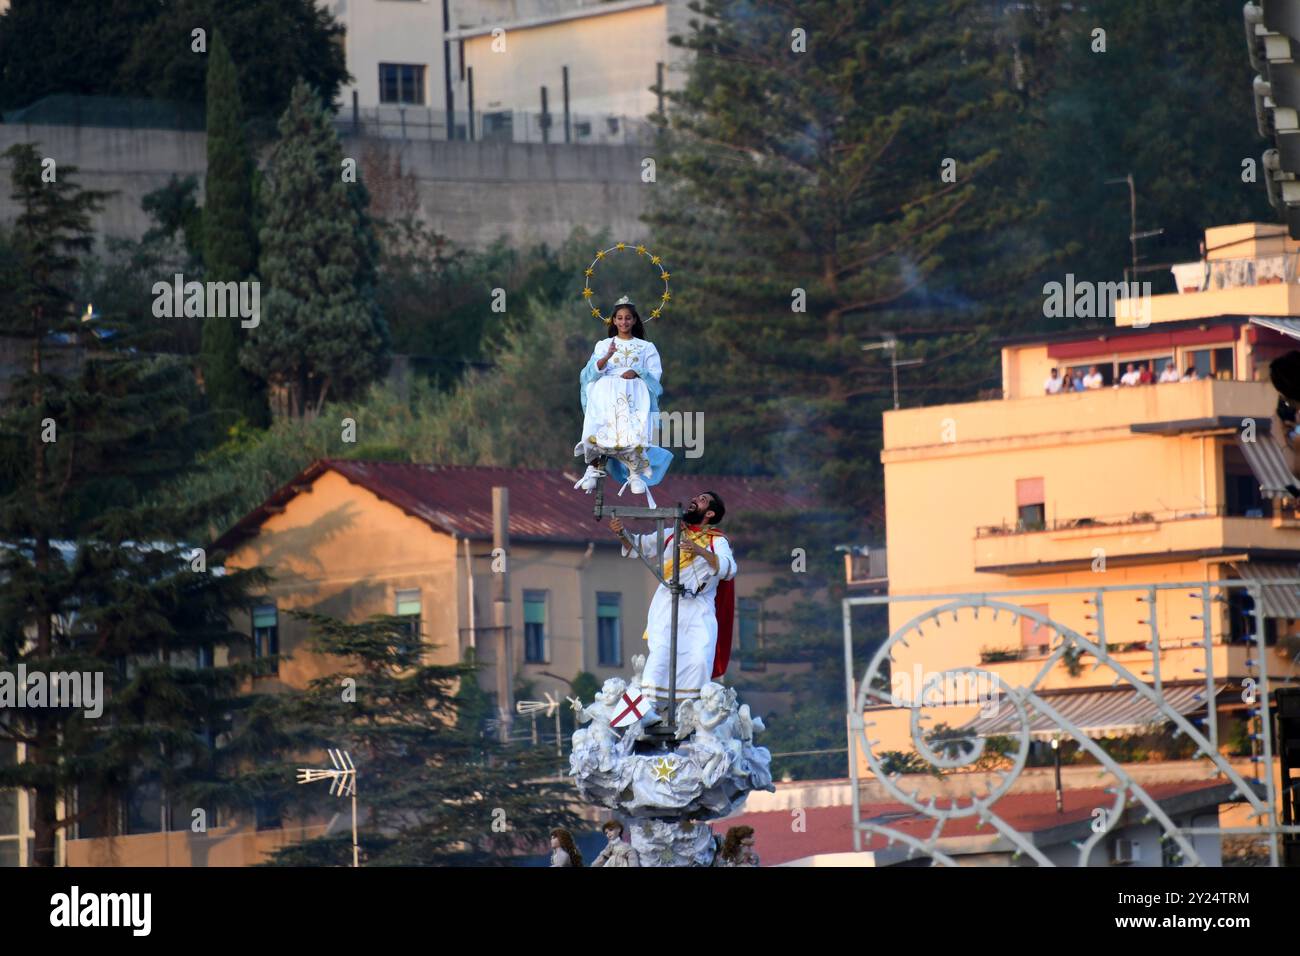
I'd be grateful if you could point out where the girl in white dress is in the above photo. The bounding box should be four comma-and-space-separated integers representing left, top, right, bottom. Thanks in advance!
574, 296, 672, 498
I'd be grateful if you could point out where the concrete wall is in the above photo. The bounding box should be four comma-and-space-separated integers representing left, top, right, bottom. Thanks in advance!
0, 123, 648, 250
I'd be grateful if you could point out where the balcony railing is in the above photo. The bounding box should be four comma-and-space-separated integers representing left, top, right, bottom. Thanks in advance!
975, 504, 1250, 539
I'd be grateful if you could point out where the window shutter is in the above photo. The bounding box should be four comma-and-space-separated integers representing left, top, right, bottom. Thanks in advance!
1016, 478, 1045, 507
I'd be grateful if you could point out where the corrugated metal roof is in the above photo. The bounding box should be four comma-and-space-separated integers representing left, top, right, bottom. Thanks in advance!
1236, 433, 1300, 499
214, 459, 803, 549
961, 683, 1218, 740
1230, 562, 1300, 618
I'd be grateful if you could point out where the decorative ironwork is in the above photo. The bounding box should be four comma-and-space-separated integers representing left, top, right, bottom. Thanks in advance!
843, 580, 1300, 866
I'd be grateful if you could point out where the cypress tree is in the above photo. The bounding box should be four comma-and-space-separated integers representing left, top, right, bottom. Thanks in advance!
246, 80, 390, 418
202, 30, 268, 427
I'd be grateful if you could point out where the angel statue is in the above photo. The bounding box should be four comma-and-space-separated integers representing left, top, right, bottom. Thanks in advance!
571, 677, 627, 772
573, 295, 673, 502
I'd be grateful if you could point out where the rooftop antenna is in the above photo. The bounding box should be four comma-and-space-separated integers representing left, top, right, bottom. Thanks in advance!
1105, 173, 1164, 286
862, 338, 924, 410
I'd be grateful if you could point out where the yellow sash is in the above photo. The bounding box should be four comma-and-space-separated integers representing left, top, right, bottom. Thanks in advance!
643, 526, 723, 641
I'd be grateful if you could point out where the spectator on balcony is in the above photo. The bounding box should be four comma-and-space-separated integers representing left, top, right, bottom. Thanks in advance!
1159, 361, 1180, 383
1119, 362, 1142, 386
1044, 367, 1064, 395
1181, 365, 1199, 382
1083, 365, 1104, 389
1070, 369, 1086, 392
1138, 363, 1154, 384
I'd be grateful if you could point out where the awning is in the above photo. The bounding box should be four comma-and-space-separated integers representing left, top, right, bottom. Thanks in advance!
960, 683, 1219, 740
1236, 432, 1300, 499
1229, 562, 1300, 618
1249, 316, 1300, 341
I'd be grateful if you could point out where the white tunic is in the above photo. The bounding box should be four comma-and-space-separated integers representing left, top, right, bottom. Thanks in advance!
622, 528, 737, 703
576, 337, 663, 466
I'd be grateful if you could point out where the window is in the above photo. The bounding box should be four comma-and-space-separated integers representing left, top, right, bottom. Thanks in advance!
253, 604, 279, 672
482, 110, 513, 142
126, 777, 163, 835
1224, 446, 1266, 517
738, 597, 763, 670
254, 798, 282, 831
524, 590, 547, 663
1019, 603, 1050, 658
1016, 478, 1045, 531
1187, 347, 1234, 381
597, 592, 622, 666
1228, 587, 1279, 644
379, 63, 426, 105
396, 588, 422, 643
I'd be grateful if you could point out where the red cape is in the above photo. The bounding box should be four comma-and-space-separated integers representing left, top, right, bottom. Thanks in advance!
712, 577, 736, 678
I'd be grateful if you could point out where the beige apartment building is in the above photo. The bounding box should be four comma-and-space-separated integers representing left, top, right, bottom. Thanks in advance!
320, 0, 693, 141
864, 222, 1300, 764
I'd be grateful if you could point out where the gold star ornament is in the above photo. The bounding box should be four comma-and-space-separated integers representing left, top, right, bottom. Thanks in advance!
582, 244, 671, 322
650, 757, 679, 782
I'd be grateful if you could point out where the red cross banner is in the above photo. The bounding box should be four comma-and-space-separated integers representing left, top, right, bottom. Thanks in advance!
610, 691, 646, 728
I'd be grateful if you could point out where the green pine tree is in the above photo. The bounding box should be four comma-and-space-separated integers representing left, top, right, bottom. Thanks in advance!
0, 143, 271, 865
245, 80, 390, 419
202, 30, 269, 428
260, 613, 581, 866
643, 0, 1042, 519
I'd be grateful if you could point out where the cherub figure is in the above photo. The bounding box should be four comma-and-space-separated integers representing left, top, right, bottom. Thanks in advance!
574, 677, 626, 770
686, 682, 734, 785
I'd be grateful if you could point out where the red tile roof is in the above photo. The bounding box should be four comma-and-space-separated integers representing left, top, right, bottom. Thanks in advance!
214, 459, 801, 550
723, 779, 1232, 866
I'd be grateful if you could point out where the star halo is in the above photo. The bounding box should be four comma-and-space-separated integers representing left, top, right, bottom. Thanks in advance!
582, 242, 672, 324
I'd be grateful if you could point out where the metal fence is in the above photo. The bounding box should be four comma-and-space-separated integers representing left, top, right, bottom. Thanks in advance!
843, 580, 1300, 866
334, 105, 654, 146
2, 94, 205, 131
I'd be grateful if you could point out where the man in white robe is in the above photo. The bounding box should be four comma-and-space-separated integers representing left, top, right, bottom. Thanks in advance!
608, 491, 736, 725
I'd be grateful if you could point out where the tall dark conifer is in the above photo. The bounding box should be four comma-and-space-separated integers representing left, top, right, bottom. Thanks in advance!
202, 30, 268, 427
261, 613, 580, 866
0, 143, 270, 865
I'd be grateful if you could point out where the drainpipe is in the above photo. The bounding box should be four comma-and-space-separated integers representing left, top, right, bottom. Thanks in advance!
464, 536, 476, 652
492, 487, 513, 741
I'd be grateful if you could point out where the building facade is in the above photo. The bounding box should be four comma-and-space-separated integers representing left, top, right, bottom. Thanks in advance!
867, 222, 1300, 759
322, 0, 692, 143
